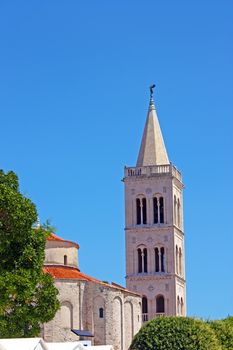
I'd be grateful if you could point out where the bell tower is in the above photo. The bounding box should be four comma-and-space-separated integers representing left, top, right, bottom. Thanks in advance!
123, 88, 186, 321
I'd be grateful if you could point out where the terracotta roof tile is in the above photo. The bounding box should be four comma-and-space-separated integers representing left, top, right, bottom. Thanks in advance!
47, 233, 65, 242
43, 265, 140, 296
46, 233, 79, 248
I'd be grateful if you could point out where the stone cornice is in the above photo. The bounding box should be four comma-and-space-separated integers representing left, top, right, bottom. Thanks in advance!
125, 225, 184, 237
126, 273, 173, 281
125, 225, 172, 232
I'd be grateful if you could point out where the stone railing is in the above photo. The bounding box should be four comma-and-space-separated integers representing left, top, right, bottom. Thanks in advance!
124, 164, 182, 182
142, 313, 148, 322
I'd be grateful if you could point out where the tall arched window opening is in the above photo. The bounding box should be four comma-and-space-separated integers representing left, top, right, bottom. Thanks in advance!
136, 198, 141, 225
143, 248, 148, 273
142, 198, 147, 224
174, 195, 177, 226
155, 247, 165, 273
177, 296, 180, 315
156, 295, 165, 313
64, 255, 67, 265
176, 245, 179, 274
153, 197, 158, 224
161, 247, 165, 272
159, 197, 164, 223
155, 247, 159, 272
138, 248, 142, 273
181, 298, 184, 316
154, 196, 165, 224
142, 296, 148, 322
177, 198, 181, 227
99, 307, 104, 318
179, 248, 182, 276
138, 248, 147, 273
136, 197, 147, 225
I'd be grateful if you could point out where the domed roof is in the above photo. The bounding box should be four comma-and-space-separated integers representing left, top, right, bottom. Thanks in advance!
46, 233, 79, 248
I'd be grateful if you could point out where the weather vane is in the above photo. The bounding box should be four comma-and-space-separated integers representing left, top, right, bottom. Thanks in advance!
150, 84, 156, 98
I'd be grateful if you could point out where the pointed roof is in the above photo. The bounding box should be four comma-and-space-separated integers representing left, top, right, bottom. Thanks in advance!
136, 97, 169, 166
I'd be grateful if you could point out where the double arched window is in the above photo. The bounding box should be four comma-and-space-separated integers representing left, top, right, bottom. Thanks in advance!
153, 196, 164, 224
156, 295, 165, 314
137, 247, 148, 273
155, 247, 165, 273
136, 197, 147, 225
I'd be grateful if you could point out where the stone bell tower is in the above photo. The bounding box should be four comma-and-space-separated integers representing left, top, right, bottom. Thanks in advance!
123, 87, 186, 321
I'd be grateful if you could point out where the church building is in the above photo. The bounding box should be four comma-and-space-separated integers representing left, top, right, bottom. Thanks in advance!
42, 88, 186, 349
123, 88, 186, 320
42, 233, 141, 350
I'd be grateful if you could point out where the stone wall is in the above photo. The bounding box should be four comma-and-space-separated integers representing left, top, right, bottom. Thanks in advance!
45, 241, 78, 268
43, 279, 142, 350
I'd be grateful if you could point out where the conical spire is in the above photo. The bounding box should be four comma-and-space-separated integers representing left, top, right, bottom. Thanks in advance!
136, 87, 169, 167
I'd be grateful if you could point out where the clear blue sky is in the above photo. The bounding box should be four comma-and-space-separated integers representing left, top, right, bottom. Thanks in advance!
0, 0, 232, 320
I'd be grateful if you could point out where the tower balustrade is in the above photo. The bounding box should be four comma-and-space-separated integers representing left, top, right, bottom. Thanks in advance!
124, 164, 182, 183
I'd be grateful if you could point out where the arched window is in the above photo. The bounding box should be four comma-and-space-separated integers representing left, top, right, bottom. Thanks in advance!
138, 247, 147, 273
179, 248, 182, 276
60, 301, 73, 328
176, 245, 179, 274
153, 197, 158, 224
174, 195, 177, 226
143, 248, 148, 273
138, 248, 142, 273
155, 247, 165, 273
153, 196, 165, 224
161, 247, 165, 272
180, 298, 184, 316
142, 198, 147, 224
156, 295, 165, 313
136, 197, 147, 225
136, 198, 141, 225
155, 247, 159, 272
177, 198, 181, 227
64, 255, 67, 265
99, 307, 104, 318
159, 197, 164, 223
142, 296, 148, 322
177, 296, 180, 315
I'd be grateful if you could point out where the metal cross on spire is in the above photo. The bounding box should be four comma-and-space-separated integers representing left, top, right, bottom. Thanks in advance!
150, 84, 156, 98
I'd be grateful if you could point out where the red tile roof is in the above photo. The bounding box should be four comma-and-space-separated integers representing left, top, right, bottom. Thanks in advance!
44, 265, 98, 282
46, 233, 79, 248
43, 265, 140, 296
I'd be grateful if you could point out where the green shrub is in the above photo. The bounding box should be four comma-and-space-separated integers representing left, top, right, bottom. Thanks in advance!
130, 316, 221, 350
208, 320, 233, 350
223, 316, 233, 327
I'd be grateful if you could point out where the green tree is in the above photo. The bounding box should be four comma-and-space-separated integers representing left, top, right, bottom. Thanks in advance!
0, 170, 60, 337
130, 316, 221, 350
223, 316, 233, 327
208, 319, 233, 350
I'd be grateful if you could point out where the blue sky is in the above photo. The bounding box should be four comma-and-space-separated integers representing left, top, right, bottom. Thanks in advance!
0, 0, 232, 320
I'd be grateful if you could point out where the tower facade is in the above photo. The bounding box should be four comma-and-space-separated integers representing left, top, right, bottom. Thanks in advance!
123, 93, 186, 321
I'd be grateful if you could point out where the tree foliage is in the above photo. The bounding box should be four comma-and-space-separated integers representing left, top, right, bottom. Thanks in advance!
0, 170, 60, 337
130, 316, 221, 350
208, 319, 233, 350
